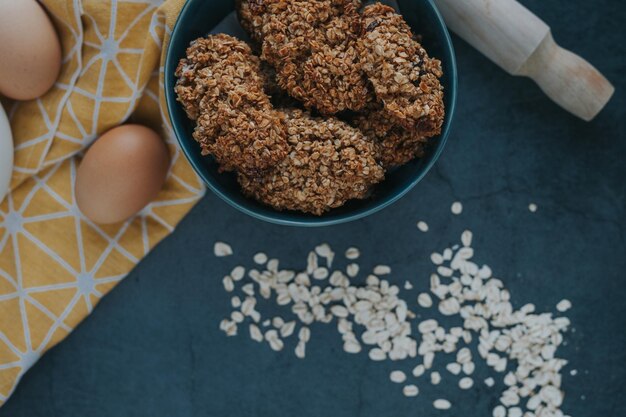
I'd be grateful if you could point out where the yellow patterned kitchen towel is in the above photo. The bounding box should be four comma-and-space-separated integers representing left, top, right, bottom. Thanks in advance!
0, 0, 204, 406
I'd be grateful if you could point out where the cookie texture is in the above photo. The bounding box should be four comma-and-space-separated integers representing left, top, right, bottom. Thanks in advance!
175, 34, 288, 175
239, 109, 384, 215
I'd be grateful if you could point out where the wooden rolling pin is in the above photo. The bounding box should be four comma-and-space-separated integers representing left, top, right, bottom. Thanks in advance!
433, 0, 614, 121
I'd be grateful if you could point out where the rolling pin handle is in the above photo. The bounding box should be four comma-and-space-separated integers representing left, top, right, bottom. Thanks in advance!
517, 32, 615, 121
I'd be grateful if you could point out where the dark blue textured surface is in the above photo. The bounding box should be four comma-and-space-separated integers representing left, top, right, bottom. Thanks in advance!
2, 0, 625, 416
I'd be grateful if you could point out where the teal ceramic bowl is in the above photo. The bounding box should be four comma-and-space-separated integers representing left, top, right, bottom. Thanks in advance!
165, 0, 457, 227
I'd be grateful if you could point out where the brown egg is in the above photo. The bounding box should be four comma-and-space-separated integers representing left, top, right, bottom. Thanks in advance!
0, 0, 62, 100
76, 125, 170, 224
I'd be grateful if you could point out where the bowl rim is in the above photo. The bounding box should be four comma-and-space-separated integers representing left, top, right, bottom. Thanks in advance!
164, 0, 457, 227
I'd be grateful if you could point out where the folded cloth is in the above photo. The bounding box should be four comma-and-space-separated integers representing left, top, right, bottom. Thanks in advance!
0, 0, 204, 405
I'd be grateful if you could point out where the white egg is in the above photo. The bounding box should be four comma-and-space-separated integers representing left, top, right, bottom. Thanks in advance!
0, 103, 13, 204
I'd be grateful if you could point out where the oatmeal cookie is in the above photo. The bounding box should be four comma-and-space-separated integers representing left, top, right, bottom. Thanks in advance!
175, 34, 288, 175
238, 109, 385, 215
358, 3, 444, 134
353, 103, 430, 168
237, 0, 371, 114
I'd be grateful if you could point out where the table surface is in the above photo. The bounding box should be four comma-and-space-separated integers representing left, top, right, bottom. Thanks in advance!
2, 0, 625, 416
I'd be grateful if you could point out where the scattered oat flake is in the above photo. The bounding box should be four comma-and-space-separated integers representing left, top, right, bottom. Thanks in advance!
345, 247, 360, 260
484, 377, 495, 387
231, 311, 244, 323
369, 348, 386, 361
313, 267, 329, 280
295, 341, 306, 358
446, 362, 461, 375
459, 377, 473, 390
249, 324, 263, 342
280, 321, 296, 338
403, 384, 419, 397
272, 317, 284, 329
315, 244, 335, 267
269, 337, 284, 351
373, 265, 391, 275
462, 361, 475, 375
433, 399, 451, 410
412, 364, 425, 377
556, 299, 572, 312
253, 252, 268, 264
529, 203, 538, 212
231, 266, 245, 281
242, 283, 254, 296
298, 327, 310, 342
461, 230, 473, 247
315, 243, 332, 257
493, 405, 506, 417
346, 263, 359, 277
344, 340, 361, 354
417, 221, 429, 232
222, 276, 234, 292
451, 201, 463, 215
404, 281, 413, 290
214, 242, 232, 257
417, 292, 433, 308
430, 371, 441, 385
390, 370, 407, 383
430, 252, 444, 265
